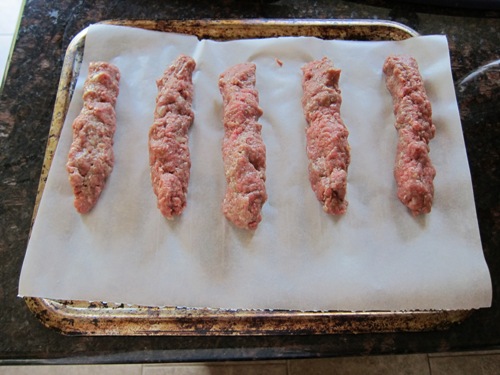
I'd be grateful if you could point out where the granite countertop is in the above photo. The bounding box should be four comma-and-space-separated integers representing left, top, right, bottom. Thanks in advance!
0, 0, 499, 364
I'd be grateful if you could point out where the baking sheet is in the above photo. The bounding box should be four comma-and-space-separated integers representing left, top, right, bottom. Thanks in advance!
19, 24, 492, 311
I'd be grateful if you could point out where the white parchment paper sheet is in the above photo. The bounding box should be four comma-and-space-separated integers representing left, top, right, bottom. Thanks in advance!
19, 24, 492, 311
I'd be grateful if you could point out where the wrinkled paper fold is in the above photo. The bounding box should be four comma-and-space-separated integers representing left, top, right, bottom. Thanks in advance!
19, 24, 492, 311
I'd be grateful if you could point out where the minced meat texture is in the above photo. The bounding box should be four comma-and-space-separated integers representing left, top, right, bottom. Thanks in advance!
66, 61, 120, 214
383, 55, 436, 216
219, 62, 267, 230
301, 57, 350, 215
149, 55, 196, 219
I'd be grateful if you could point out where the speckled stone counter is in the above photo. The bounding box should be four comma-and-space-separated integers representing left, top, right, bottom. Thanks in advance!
0, 0, 499, 364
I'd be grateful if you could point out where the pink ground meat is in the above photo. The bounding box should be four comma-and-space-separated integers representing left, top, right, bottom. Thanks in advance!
219, 63, 267, 230
301, 57, 350, 215
149, 55, 196, 219
383, 55, 436, 216
66, 61, 120, 214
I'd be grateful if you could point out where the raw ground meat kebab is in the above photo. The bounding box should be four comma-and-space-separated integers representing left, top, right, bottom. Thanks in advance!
66, 61, 121, 214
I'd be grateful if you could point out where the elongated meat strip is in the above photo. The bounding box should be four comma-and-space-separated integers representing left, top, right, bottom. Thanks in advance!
383, 55, 436, 216
149, 55, 196, 219
66, 61, 120, 214
219, 63, 267, 230
301, 57, 350, 215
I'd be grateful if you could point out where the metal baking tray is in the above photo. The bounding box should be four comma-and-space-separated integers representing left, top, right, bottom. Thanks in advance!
25, 19, 471, 336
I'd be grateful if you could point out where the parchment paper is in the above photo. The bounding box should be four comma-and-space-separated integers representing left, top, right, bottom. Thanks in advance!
19, 24, 492, 311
